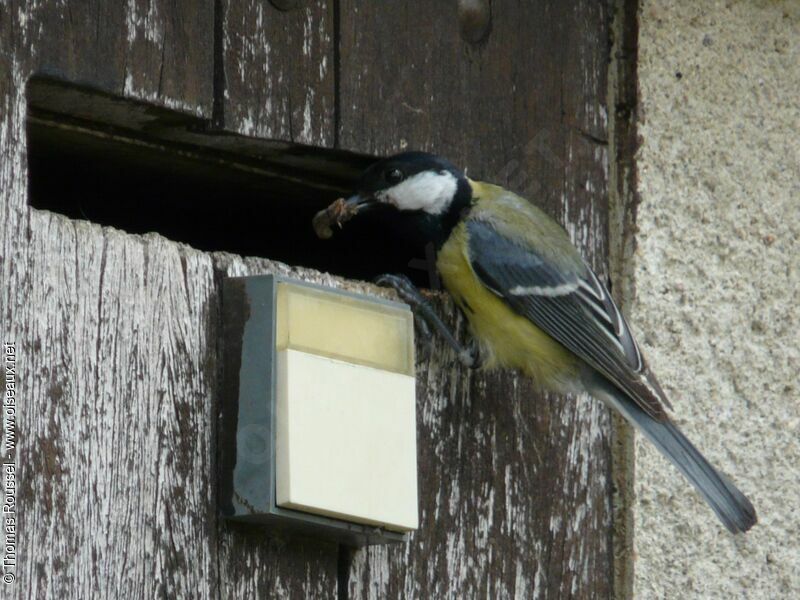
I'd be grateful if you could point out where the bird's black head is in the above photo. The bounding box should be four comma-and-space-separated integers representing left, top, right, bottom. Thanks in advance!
342, 152, 473, 247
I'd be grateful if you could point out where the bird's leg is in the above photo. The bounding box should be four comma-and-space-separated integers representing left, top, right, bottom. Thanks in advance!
374, 274, 482, 369
410, 306, 433, 365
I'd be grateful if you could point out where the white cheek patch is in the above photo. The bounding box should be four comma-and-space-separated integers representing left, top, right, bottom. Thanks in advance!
379, 171, 458, 215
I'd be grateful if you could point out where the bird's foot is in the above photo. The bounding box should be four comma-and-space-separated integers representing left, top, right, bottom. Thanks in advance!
460, 338, 483, 370
374, 273, 482, 370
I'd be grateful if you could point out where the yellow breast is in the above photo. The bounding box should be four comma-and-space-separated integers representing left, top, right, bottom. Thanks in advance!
436, 222, 580, 391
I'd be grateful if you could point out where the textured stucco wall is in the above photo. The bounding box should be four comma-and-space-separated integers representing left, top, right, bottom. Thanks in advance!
632, 1, 799, 597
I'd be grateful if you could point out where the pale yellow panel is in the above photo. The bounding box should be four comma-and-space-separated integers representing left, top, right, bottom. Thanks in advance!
275, 349, 418, 532
275, 282, 414, 375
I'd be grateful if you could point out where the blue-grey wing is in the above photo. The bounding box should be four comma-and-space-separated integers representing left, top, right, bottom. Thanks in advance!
467, 218, 670, 419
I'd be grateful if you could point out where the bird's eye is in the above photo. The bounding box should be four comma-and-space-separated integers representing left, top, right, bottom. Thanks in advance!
385, 168, 403, 184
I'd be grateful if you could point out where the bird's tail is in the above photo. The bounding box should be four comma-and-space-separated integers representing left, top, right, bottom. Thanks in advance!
588, 376, 757, 533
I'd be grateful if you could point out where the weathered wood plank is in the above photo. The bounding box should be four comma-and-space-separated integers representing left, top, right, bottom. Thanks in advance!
339, 2, 615, 597
2, 2, 619, 597
221, 0, 335, 144
16, 220, 219, 599
338, 0, 609, 222
1, 214, 341, 598
606, 1, 641, 594
1, 36, 338, 598
0, 45, 29, 600
18, 0, 214, 116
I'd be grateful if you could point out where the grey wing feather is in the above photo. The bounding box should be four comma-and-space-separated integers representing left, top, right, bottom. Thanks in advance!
467, 219, 671, 419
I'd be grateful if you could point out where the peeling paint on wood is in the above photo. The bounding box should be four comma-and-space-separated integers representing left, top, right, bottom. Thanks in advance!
18, 220, 219, 598
15, 0, 213, 116
0, 7, 335, 597
222, 0, 334, 144
2, 1, 619, 597
339, 2, 615, 598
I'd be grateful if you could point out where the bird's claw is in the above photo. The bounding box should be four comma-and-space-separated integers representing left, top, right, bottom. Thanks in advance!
460, 339, 483, 370
375, 273, 481, 370
374, 274, 421, 306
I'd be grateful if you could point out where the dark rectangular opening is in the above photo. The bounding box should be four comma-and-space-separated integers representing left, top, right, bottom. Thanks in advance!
26, 77, 430, 286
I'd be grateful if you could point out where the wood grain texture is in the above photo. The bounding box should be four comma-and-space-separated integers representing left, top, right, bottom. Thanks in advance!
0, 220, 340, 597
339, 2, 615, 598
14, 0, 213, 116
221, 0, 335, 144
607, 1, 641, 596
0, 22, 338, 599
18, 220, 219, 599
18, 225, 340, 599
1, 1, 620, 597
338, 1, 609, 225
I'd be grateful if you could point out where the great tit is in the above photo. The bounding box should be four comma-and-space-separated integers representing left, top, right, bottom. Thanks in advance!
315, 151, 757, 533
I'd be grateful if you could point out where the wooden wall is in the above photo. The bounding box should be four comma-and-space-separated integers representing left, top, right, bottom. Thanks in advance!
0, 1, 618, 597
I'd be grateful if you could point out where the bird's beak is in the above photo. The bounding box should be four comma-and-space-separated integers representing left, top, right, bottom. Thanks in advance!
312, 193, 377, 239
342, 193, 377, 213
